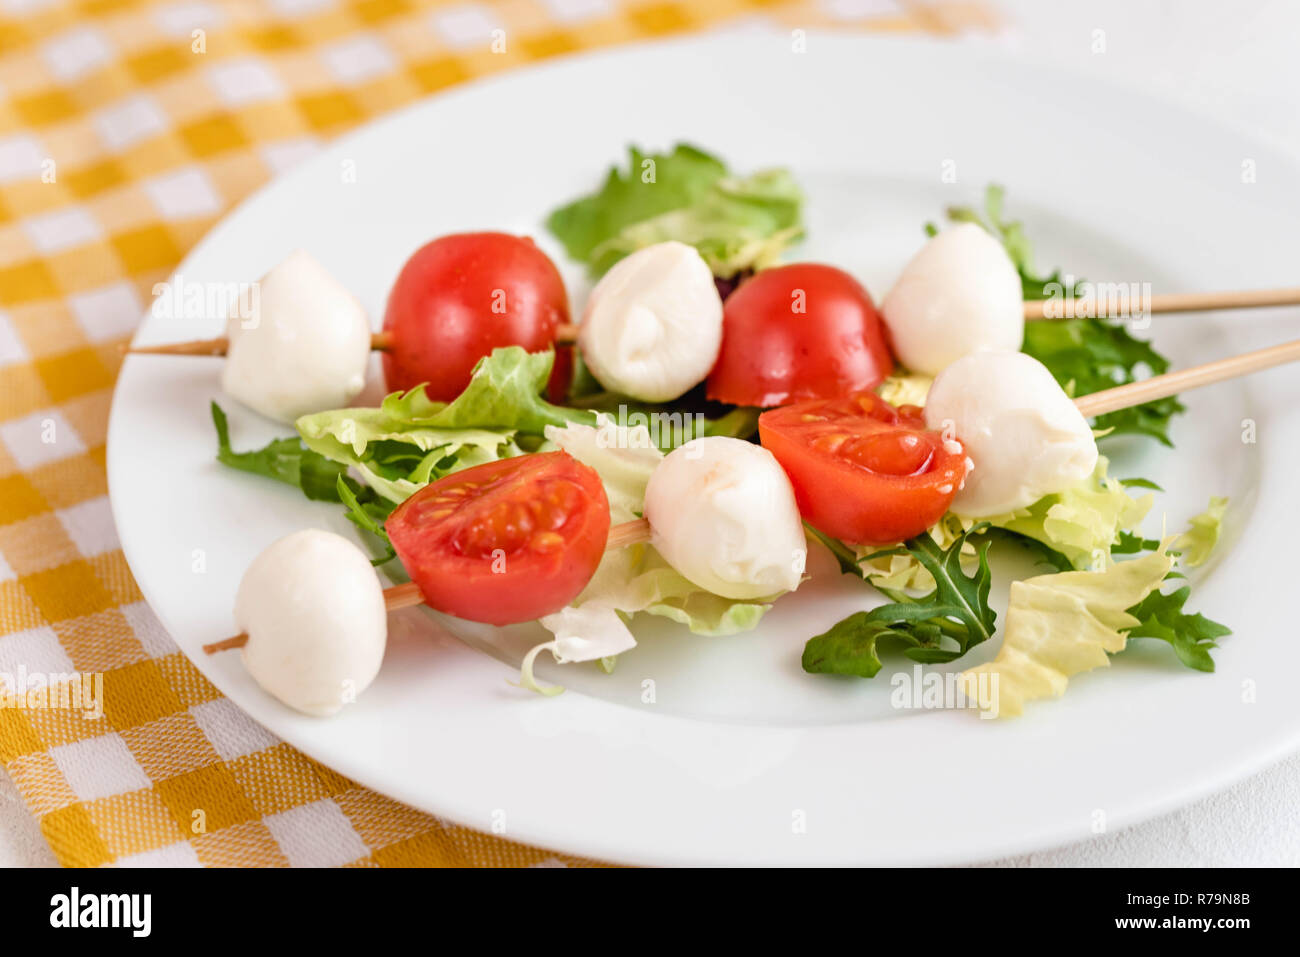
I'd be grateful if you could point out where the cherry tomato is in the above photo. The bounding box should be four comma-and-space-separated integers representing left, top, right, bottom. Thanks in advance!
758, 393, 968, 545
383, 233, 570, 401
387, 452, 610, 625
707, 263, 894, 407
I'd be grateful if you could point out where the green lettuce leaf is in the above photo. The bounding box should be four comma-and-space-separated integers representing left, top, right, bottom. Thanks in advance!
547, 143, 804, 277
376, 346, 596, 436
292, 347, 598, 504
295, 409, 518, 504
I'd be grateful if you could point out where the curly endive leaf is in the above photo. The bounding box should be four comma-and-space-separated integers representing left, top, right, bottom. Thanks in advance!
960, 544, 1176, 717
1175, 496, 1228, 568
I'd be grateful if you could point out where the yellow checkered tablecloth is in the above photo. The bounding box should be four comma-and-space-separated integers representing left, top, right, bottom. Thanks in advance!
0, 0, 997, 868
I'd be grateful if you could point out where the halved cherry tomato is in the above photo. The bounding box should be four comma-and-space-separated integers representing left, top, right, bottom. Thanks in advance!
758, 393, 968, 545
707, 263, 894, 407
383, 233, 570, 401
387, 452, 609, 625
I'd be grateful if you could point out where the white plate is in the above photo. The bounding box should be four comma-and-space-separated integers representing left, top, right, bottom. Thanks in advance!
107, 31, 1300, 865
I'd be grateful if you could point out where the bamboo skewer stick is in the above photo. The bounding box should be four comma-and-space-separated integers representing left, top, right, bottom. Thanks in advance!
202, 517, 651, 655
126, 286, 1300, 358
128, 324, 581, 357
1024, 286, 1300, 321
1073, 337, 1300, 418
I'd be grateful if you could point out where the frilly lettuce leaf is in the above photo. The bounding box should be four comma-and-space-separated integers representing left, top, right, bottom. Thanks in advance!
293, 347, 600, 504
547, 143, 804, 277
960, 543, 1176, 717
295, 411, 516, 504
377, 346, 596, 435
1175, 496, 1228, 567
989, 455, 1153, 570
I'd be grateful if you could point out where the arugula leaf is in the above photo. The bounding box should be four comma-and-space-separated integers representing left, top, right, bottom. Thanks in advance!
802, 525, 997, 677
945, 185, 1185, 445
1022, 319, 1185, 445
805, 523, 865, 577
1112, 529, 1163, 555
1119, 477, 1164, 491
547, 143, 803, 277
214, 400, 394, 525
801, 613, 947, 678
1125, 583, 1231, 672
214, 401, 346, 501
335, 476, 396, 566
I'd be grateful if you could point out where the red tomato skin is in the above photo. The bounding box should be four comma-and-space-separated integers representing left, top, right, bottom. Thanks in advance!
707, 264, 894, 407
758, 394, 967, 546
383, 233, 569, 400
387, 452, 609, 625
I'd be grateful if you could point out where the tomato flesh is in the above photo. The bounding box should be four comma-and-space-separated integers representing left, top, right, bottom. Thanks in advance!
387, 452, 609, 625
383, 233, 570, 401
707, 263, 894, 407
758, 393, 968, 545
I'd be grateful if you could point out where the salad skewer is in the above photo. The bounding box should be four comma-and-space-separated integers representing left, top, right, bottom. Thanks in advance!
128, 325, 580, 357
200, 516, 651, 656
127, 284, 1300, 358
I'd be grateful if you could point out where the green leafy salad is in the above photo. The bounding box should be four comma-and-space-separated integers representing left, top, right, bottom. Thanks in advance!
213, 144, 1229, 716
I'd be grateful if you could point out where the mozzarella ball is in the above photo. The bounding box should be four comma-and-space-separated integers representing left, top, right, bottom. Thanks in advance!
222, 249, 371, 424
578, 241, 723, 402
924, 351, 1098, 517
881, 223, 1024, 375
233, 529, 387, 717
644, 437, 805, 600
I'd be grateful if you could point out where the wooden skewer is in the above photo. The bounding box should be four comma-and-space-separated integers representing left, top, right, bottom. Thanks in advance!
1074, 336, 1300, 418
202, 517, 651, 655
127, 286, 1300, 357
1025, 286, 1300, 321
128, 324, 582, 357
